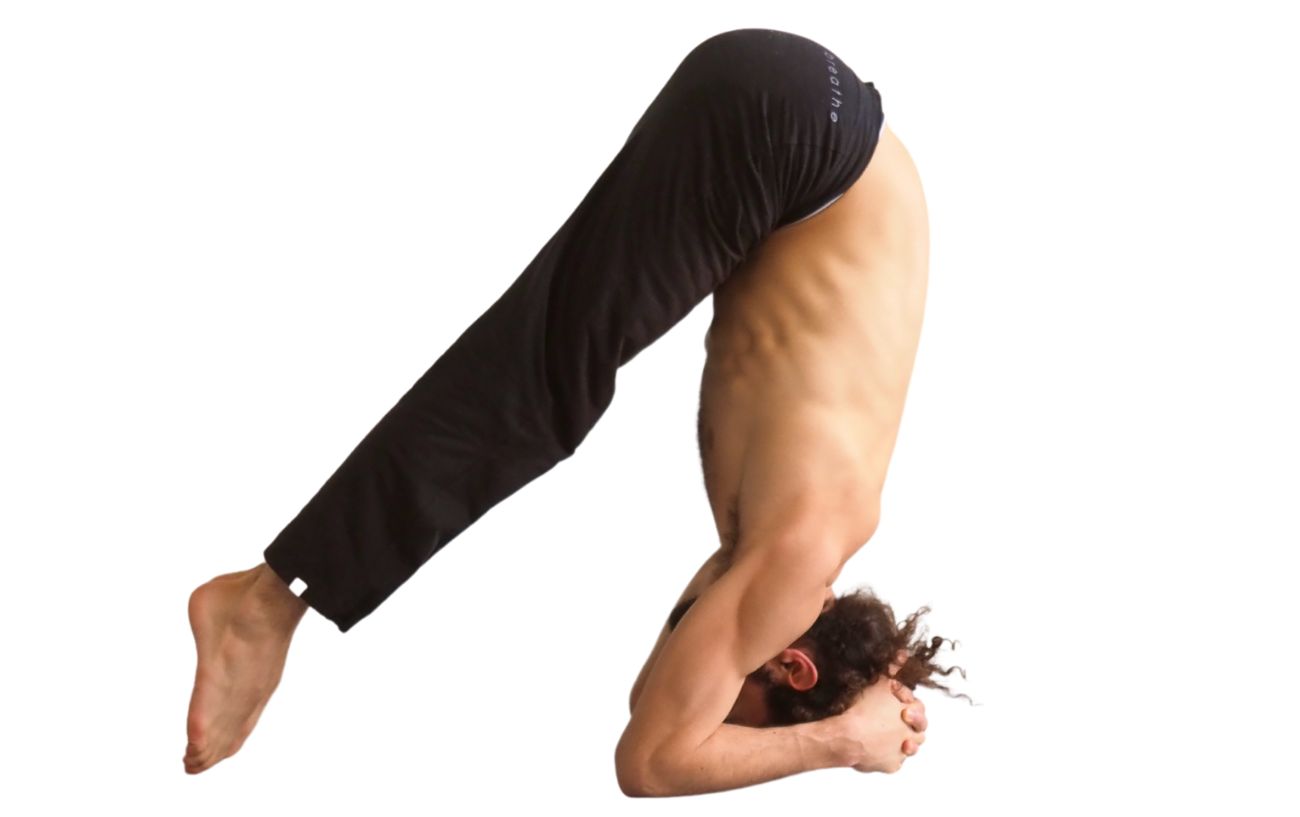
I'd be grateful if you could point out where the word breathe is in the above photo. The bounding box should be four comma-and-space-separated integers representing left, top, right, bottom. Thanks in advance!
823, 49, 845, 123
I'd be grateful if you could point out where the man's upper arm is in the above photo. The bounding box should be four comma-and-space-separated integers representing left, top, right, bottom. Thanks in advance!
629, 548, 729, 713
615, 541, 839, 775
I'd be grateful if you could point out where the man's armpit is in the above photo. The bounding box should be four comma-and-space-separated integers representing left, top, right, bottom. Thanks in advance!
668, 596, 697, 631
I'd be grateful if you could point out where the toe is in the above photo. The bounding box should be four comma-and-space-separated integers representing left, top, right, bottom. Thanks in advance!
188, 751, 218, 774
185, 738, 219, 770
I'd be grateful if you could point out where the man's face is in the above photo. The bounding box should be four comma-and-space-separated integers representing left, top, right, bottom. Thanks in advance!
723, 666, 778, 727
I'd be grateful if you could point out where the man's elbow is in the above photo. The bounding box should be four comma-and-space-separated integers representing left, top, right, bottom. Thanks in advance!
614, 750, 651, 797
616, 763, 654, 798
614, 739, 669, 798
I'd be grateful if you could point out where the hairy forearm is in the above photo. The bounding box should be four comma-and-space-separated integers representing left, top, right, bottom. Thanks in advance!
627, 717, 852, 797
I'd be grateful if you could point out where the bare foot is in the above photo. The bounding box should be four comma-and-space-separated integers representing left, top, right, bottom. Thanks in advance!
184, 562, 308, 774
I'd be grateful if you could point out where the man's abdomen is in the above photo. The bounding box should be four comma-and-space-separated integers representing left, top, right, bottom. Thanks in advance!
699, 124, 930, 557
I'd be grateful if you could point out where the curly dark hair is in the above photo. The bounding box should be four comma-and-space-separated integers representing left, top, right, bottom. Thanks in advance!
760, 586, 974, 726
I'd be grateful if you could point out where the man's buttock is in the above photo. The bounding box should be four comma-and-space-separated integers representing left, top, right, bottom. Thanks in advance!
697, 123, 930, 555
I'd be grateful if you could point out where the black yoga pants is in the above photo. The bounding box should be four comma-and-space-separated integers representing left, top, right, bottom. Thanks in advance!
262, 27, 886, 632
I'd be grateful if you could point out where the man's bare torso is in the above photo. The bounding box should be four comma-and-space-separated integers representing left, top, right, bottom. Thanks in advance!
698, 124, 930, 571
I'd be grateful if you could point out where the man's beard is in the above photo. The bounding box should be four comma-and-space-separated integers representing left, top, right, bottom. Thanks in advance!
753, 664, 806, 727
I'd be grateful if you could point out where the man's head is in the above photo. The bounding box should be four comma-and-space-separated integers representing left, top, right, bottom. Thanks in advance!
667, 586, 970, 727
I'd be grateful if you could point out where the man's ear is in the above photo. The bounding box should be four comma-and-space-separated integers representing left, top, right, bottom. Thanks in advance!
772, 646, 818, 691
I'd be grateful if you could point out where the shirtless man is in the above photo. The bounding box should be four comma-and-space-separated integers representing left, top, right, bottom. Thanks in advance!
184, 29, 931, 794
617, 121, 931, 795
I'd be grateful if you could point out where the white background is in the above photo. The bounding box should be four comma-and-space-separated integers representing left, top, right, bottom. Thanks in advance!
2, 1, 1296, 813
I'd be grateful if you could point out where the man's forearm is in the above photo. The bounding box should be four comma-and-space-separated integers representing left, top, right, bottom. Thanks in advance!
630, 717, 852, 797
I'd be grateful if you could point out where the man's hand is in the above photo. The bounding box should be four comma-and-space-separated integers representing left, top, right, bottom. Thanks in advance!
836, 651, 928, 774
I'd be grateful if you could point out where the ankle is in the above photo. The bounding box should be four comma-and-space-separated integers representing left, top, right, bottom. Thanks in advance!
240, 563, 309, 631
